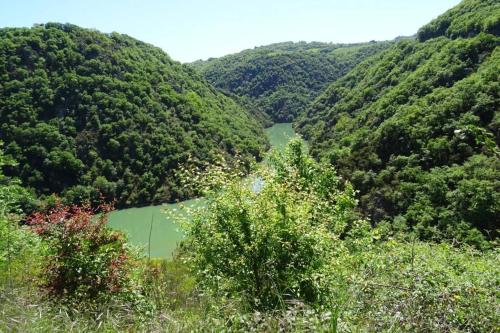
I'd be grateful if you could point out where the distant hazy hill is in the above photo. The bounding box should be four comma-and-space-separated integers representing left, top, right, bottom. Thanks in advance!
191, 41, 390, 122
0, 23, 268, 207
297, 0, 500, 246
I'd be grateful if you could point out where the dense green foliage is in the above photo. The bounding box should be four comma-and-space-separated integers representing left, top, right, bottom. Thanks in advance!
297, 0, 500, 247
417, 0, 500, 42
192, 41, 390, 122
0, 23, 268, 208
180, 139, 357, 310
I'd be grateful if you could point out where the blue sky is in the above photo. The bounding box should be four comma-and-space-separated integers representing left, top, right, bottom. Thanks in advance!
0, 0, 461, 63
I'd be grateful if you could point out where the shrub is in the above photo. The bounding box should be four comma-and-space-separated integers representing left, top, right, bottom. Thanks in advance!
27, 202, 135, 302
181, 139, 358, 310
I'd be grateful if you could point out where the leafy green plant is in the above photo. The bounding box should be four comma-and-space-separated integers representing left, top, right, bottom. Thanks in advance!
0, 143, 42, 284
180, 139, 357, 310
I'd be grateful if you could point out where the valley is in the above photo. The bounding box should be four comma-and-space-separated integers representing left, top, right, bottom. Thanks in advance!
0, 0, 498, 331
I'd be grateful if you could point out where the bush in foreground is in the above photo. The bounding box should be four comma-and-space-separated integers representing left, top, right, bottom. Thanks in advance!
27, 202, 136, 302
180, 139, 358, 310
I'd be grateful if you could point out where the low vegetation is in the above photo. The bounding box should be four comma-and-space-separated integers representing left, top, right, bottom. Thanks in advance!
1, 141, 497, 332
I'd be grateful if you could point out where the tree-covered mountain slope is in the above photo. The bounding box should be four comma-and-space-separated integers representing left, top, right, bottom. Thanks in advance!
0, 23, 268, 208
297, 0, 500, 246
191, 41, 390, 122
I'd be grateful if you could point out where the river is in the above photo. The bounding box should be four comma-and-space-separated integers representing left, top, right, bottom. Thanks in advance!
108, 123, 297, 259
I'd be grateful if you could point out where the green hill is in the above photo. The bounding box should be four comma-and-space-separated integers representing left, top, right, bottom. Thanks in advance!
0, 23, 268, 208
297, 0, 500, 246
191, 41, 390, 122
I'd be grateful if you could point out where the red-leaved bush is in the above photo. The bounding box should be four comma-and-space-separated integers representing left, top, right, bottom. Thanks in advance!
27, 202, 133, 301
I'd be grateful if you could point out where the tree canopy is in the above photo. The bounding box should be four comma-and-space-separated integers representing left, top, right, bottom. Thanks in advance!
0, 23, 268, 208
191, 41, 390, 122
297, 0, 500, 247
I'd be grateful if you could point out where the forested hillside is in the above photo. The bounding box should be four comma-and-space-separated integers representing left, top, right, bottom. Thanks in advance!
2, 1, 500, 331
297, 0, 500, 247
0, 23, 268, 208
191, 41, 390, 122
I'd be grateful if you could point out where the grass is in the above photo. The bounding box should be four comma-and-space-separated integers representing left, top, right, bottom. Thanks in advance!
1, 239, 498, 332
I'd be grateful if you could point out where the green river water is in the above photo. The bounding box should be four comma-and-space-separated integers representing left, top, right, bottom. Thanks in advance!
108, 123, 297, 259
